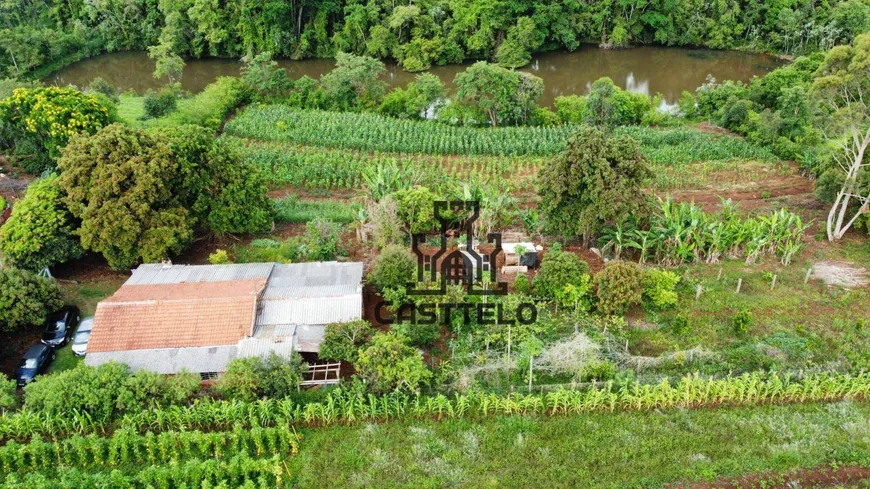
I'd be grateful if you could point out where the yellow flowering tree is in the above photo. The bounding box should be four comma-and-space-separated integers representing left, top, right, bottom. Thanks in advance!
0, 87, 115, 173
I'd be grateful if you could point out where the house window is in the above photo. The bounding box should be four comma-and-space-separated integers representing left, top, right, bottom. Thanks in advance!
199, 372, 219, 381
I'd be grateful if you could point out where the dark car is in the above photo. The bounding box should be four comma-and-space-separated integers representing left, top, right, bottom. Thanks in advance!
41, 306, 80, 347
15, 344, 55, 387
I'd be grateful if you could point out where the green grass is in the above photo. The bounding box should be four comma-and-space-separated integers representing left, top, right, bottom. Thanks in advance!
273, 196, 361, 224
626, 247, 870, 374
288, 400, 870, 488
115, 77, 248, 130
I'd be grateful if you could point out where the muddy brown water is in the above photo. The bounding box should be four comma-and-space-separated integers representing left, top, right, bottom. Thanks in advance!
45, 46, 784, 106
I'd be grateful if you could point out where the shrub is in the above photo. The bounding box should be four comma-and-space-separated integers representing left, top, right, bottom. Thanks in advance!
642, 268, 681, 309
370, 245, 416, 294
392, 321, 441, 348
319, 320, 374, 363
0, 378, 17, 410
554, 95, 587, 124
733, 309, 753, 335
0, 267, 63, 332
393, 186, 438, 234
142, 86, 177, 119
240, 52, 293, 102
23, 363, 199, 421
87, 77, 119, 104
208, 249, 231, 264
533, 250, 590, 301
216, 353, 305, 401
162, 77, 252, 129
356, 332, 432, 393
670, 313, 690, 336
0, 175, 82, 271
594, 261, 644, 316
0, 87, 115, 172
513, 273, 531, 294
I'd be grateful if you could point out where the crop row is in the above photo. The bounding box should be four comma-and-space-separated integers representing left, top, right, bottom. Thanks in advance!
230, 137, 535, 189
1, 372, 864, 444
0, 425, 298, 475
602, 199, 809, 266
224, 105, 775, 161
1, 454, 287, 489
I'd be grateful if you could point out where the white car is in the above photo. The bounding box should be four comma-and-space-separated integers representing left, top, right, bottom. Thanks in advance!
71, 317, 94, 357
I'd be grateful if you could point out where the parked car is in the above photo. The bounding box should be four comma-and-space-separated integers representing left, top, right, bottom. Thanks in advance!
15, 344, 55, 387
41, 306, 80, 347
71, 316, 94, 357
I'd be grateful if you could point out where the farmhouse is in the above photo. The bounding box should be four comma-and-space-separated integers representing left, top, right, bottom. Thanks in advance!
84, 261, 363, 381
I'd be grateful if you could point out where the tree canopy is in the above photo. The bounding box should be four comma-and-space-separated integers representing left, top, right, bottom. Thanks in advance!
0, 267, 63, 333
57, 124, 272, 269
0, 174, 81, 271
537, 125, 652, 241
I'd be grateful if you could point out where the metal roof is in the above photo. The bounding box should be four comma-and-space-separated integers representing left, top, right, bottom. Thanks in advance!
256, 295, 362, 326
265, 262, 363, 293
125, 263, 274, 286
85, 345, 239, 374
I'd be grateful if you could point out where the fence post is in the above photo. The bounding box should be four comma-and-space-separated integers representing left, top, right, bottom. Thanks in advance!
717, 267, 723, 281
770, 274, 777, 290
528, 355, 534, 393
695, 284, 703, 300
804, 267, 813, 284
736, 278, 742, 294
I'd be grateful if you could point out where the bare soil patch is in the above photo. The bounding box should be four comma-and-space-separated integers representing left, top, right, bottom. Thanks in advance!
671, 465, 870, 489
812, 261, 870, 288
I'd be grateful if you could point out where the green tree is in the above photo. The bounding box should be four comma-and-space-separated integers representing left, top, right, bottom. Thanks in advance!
321, 52, 387, 111
216, 353, 305, 401
148, 41, 185, 84
319, 320, 374, 363
23, 363, 200, 421
496, 16, 545, 68
240, 51, 293, 101
356, 332, 431, 393
0, 175, 82, 271
57, 124, 195, 270
0, 267, 63, 333
369, 244, 416, 294
58, 124, 272, 269
812, 33, 870, 240
537, 125, 651, 242
454, 61, 543, 126
532, 250, 590, 301
393, 185, 438, 234
595, 261, 644, 316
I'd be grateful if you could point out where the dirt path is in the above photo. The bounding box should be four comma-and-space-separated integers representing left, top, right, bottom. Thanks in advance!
670, 465, 870, 489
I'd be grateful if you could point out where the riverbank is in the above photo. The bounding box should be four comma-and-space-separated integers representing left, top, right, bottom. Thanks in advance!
43, 46, 784, 106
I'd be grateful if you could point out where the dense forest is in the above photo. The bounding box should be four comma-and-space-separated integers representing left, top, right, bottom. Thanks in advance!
3, 0, 870, 77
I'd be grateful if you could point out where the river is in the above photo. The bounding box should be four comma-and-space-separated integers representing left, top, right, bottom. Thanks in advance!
46, 46, 784, 106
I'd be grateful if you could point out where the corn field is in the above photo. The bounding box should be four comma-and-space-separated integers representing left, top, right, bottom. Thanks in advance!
224, 105, 575, 156
2, 372, 864, 446
0, 425, 298, 474
224, 105, 774, 162
1, 454, 287, 489
600, 198, 809, 266
231, 138, 540, 189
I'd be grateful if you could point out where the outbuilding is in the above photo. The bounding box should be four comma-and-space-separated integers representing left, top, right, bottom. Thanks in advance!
85, 261, 363, 382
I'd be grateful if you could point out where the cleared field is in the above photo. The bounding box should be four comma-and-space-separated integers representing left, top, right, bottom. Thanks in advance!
288, 401, 870, 489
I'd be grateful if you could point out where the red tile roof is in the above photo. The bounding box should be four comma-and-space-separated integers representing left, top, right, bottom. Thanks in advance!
89, 279, 266, 353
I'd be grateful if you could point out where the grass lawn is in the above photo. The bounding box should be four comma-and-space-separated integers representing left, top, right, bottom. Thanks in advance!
625, 235, 870, 372
47, 277, 125, 374
288, 400, 870, 489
